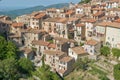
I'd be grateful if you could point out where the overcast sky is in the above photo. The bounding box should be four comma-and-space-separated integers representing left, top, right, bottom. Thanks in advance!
0, 0, 80, 9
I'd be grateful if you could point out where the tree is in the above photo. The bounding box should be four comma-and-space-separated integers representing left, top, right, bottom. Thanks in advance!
100, 46, 110, 56
5, 41, 18, 59
112, 48, 120, 58
114, 64, 120, 80
73, 58, 89, 71
0, 36, 7, 60
0, 36, 18, 60
18, 58, 34, 75
0, 58, 20, 80
33, 65, 61, 80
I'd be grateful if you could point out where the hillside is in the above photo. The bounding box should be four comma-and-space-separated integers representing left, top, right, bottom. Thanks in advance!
0, 3, 69, 19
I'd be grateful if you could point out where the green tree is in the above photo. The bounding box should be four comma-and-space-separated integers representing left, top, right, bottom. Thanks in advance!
6, 41, 18, 59
100, 46, 110, 56
0, 58, 20, 80
114, 64, 120, 80
73, 58, 89, 71
18, 58, 34, 75
112, 48, 120, 58
0, 36, 7, 60
0, 36, 18, 60
33, 65, 61, 80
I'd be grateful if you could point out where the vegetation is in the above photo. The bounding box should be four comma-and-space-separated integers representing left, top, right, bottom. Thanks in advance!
0, 36, 34, 79
33, 65, 61, 80
112, 48, 120, 58
114, 64, 120, 80
100, 46, 110, 56
47, 39, 53, 43
68, 33, 74, 39
89, 66, 109, 80
73, 58, 89, 71
33, 56, 61, 80
0, 36, 18, 60
18, 58, 34, 75
0, 58, 20, 80
80, 42, 84, 46
79, 0, 91, 4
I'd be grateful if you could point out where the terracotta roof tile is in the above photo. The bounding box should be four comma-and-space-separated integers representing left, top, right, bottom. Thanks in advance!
12, 22, 24, 28
93, 11, 104, 17
81, 18, 96, 23
65, 10, 75, 15
32, 40, 50, 46
44, 50, 66, 57
33, 13, 46, 19
114, 18, 120, 23
86, 39, 99, 46
48, 43, 56, 49
60, 56, 73, 62
70, 47, 88, 55
76, 23, 85, 27
20, 47, 33, 54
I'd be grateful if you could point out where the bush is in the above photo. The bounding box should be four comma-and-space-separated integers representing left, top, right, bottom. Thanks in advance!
100, 46, 110, 56
114, 64, 120, 80
112, 48, 120, 58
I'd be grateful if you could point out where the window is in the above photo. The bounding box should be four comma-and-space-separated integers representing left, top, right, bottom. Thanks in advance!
64, 67, 65, 70
90, 50, 92, 53
112, 38, 114, 41
72, 52, 73, 55
108, 37, 110, 40
33, 22, 34, 25
49, 23, 51, 26
34, 37, 36, 40
43, 23, 45, 25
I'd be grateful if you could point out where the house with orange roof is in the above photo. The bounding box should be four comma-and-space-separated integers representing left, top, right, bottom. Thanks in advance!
84, 39, 101, 58
42, 17, 61, 36
93, 11, 105, 20
44, 49, 75, 77
15, 14, 31, 26
31, 39, 57, 56
53, 37, 76, 52
58, 56, 75, 77
65, 9, 75, 18
44, 50, 67, 71
105, 22, 120, 48
9, 22, 26, 47
106, 0, 120, 9
21, 28, 48, 48
30, 12, 47, 29
81, 18, 96, 40
74, 23, 86, 43
20, 47, 35, 60
32, 40, 50, 56
68, 46, 88, 60
107, 8, 120, 17
11, 22, 25, 34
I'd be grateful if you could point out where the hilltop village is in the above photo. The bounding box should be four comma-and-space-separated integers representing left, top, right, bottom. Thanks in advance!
0, 0, 120, 80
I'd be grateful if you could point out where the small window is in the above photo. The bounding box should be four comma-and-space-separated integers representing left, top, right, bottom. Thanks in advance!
112, 38, 114, 41
33, 22, 34, 25
90, 50, 92, 53
72, 52, 73, 55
